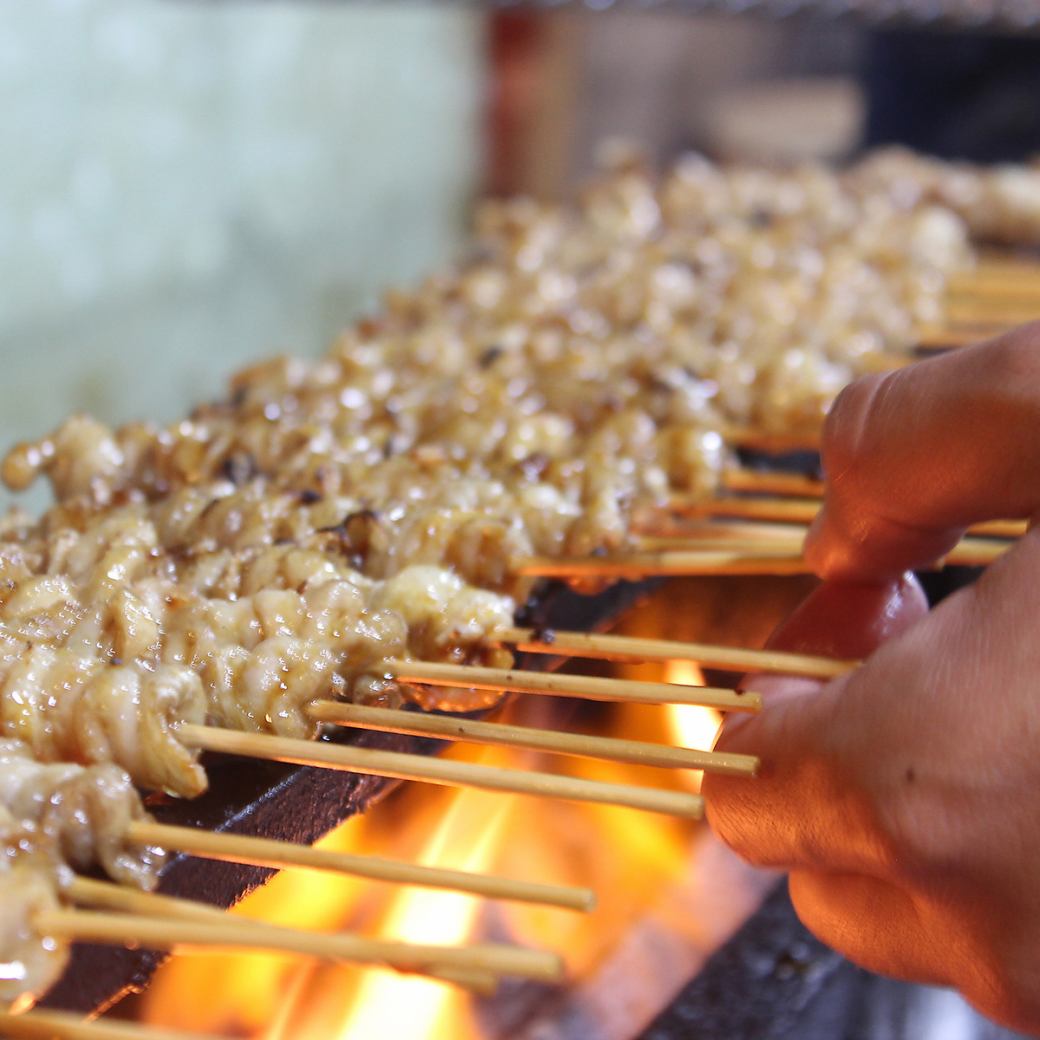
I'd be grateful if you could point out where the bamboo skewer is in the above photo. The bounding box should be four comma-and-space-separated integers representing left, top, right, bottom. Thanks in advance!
121, 820, 592, 912
916, 323, 1015, 350
947, 275, 1040, 302
497, 626, 857, 680
516, 550, 814, 579
944, 300, 1040, 326
176, 724, 705, 818
62, 876, 498, 993
930, 268, 1040, 330
719, 425, 823, 453
956, 519, 1029, 539
668, 495, 821, 525
0, 1010, 218, 1040
662, 492, 1028, 541
517, 535, 1009, 579
721, 468, 824, 498
635, 535, 807, 554
634, 532, 1015, 559
34, 909, 562, 984
382, 660, 761, 712
938, 539, 1011, 566
706, 475, 1031, 540
951, 257, 1040, 288
639, 518, 810, 542
63, 875, 228, 924
308, 701, 759, 778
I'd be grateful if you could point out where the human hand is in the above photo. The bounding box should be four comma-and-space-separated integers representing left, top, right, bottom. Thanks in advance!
702, 325, 1040, 1033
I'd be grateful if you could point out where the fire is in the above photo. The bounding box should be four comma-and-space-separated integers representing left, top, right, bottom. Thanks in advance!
124, 578, 800, 1039
138, 813, 383, 1035
662, 661, 724, 793
321, 787, 511, 1040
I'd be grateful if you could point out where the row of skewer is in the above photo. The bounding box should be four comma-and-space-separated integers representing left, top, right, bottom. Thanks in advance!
517, 459, 1024, 579
536, 252, 1040, 570
921, 256, 1040, 347
13, 256, 1038, 1040
512, 259, 1037, 584
12, 623, 856, 1040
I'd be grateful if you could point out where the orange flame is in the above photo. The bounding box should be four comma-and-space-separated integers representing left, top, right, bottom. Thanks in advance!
129, 577, 799, 1038
138, 814, 380, 1035
323, 788, 511, 1040
663, 661, 723, 794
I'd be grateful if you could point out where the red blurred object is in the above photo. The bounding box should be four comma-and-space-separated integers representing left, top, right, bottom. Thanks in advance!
486, 12, 545, 196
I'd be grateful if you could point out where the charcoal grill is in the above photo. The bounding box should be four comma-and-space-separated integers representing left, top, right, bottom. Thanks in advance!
44, 563, 1025, 1040
25, 3, 1040, 1036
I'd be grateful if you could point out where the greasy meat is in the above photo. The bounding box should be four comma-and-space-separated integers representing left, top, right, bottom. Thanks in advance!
0, 148, 1039, 1010
0, 741, 161, 889
0, 857, 67, 1012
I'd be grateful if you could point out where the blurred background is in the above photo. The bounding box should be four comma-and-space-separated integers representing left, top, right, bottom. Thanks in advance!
2, 1, 1039, 510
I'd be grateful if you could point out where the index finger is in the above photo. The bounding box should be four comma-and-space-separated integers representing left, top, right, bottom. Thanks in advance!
703, 575, 928, 873
804, 323, 1040, 582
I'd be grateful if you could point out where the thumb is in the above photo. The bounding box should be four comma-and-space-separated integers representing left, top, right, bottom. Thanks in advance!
703, 576, 928, 870
723, 574, 928, 718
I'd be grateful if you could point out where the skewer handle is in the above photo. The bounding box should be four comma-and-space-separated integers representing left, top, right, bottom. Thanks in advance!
35, 910, 562, 983
384, 659, 761, 712
498, 627, 857, 681
63, 876, 498, 994
177, 725, 705, 818
309, 701, 758, 777
0, 1011, 216, 1040
123, 820, 593, 912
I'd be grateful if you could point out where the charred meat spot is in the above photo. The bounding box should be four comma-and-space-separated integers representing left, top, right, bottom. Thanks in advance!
517, 452, 550, 482
319, 509, 388, 564
749, 207, 775, 229
479, 345, 505, 369
382, 435, 403, 461
220, 452, 258, 486
199, 497, 221, 520
648, 375, 676, 394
